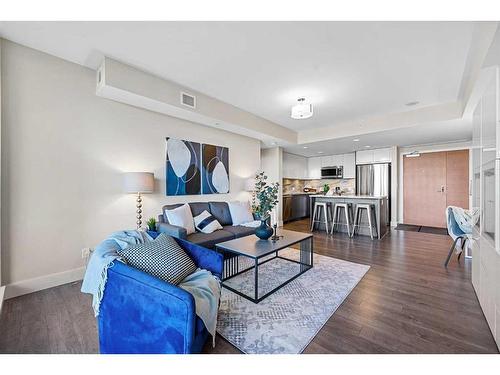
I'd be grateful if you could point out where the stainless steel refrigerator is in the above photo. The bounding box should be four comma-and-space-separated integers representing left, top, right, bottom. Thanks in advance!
356, 163, 391, 222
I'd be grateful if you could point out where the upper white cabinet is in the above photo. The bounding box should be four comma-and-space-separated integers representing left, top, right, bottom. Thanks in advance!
321, 155, 333, 167
343, 153, 356, 178
283, 152, 308, 179
286, 151, 357, 180
306, 152, 355, 179
373, 148, 392, 162
356, 147, 392, 164
356, 150, 374, 164
308, 157, 322, 179
331, 154, 344, 167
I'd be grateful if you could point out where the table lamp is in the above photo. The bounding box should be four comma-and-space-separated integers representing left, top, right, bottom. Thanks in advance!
123, 172, 154, 229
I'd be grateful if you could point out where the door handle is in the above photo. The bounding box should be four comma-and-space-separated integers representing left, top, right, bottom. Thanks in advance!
437, 186, 445, 193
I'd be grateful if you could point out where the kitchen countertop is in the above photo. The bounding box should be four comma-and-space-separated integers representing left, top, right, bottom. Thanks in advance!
283, 192, 317, 196
310, 194, 388, 199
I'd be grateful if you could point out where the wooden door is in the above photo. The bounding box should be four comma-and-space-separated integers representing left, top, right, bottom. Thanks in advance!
403, 150, 469, 228
404, 152, 447, 227
445, 150, 469, 209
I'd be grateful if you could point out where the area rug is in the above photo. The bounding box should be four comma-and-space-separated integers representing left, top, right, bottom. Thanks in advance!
216, 248, 370, 354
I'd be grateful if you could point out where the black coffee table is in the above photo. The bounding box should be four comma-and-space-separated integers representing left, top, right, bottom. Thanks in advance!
215, 229, 313, 303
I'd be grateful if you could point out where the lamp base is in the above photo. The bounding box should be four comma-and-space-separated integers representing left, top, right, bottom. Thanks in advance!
136, 192, 143, 229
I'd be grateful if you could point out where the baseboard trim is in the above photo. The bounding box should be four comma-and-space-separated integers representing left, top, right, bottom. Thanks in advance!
4, 267, 85, 299
0, 286, 5, 313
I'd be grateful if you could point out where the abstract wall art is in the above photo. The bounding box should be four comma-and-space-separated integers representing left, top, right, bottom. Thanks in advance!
201, 143, 229, 194
166, 138, 201, 196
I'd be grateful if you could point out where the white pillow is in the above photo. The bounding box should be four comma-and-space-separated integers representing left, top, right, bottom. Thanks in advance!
165, 204, 196, 235
193, 210, 223, 234
228, 201, 254, 226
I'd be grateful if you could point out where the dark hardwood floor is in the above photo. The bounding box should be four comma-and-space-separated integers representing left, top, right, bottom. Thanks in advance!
1, 220, 498, 354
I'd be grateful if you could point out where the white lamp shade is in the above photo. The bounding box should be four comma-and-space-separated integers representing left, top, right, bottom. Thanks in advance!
123, 172, 154, 193
245, 178, 255, 192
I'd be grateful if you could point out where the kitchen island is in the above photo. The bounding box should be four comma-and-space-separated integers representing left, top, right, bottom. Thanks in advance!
309, 195, 389, 239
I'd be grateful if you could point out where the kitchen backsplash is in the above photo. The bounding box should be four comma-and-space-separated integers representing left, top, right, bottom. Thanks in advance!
282, 178, 355, 195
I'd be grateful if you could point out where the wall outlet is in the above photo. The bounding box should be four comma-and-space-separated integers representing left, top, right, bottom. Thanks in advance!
81, 247, 91, 259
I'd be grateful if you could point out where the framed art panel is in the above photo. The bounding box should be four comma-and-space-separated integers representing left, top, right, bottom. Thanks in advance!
166, 138, 201, 195
201, 143, 229, 194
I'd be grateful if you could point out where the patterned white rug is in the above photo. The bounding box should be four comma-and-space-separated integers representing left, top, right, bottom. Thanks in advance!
216, 248, 370, 354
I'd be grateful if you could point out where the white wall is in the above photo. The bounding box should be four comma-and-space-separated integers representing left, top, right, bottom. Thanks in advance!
390, 146, 398, 227
260, 147, 283, 225
0, 40, 260, 293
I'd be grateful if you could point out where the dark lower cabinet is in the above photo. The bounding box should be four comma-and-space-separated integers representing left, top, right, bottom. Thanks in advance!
283, 194, 310, 223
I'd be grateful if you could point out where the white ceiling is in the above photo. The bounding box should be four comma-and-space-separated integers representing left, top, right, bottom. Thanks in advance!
284, 118, 472, 157
0, 21, 475, 133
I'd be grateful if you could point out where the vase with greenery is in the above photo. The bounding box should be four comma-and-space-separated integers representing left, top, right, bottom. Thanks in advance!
250, 171, 279, 240
146, 217, 157, 232
323, 184, 330, 194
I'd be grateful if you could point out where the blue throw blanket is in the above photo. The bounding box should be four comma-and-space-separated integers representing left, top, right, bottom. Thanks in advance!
81, 230, 153, 316
81, 230, 221, 346
179, 268, 221, 346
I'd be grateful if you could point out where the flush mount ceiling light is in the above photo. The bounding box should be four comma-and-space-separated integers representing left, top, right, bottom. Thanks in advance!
353, 139, 360, 142
291, 98, 313, 119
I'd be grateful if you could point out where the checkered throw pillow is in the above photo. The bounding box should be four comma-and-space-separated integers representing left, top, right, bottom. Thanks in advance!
118, 233, 197, 285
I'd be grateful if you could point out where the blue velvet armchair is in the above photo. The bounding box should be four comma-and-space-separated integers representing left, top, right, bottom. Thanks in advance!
97, 236, 223, 354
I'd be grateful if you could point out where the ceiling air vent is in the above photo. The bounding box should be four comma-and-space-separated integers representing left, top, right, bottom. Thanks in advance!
180, 92, 196, 109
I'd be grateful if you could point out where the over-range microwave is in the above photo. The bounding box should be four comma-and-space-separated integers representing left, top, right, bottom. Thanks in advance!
321, 166, 343, 179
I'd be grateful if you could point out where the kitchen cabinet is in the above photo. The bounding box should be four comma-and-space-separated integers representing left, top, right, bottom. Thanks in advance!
331, 154, 344, 167
321, 155, 333, 167
356, 147, 392, 164
343, 153, 356, 178
471, 237, 480, 298
356, 150, 373, 164
283, 196, 292, 222
470, 65, 500, 350
283, 194, 310, 222
308, 152, 355, 179
373, 148, 391, 162
283, 152, 308, 179
308, 157, 322, 179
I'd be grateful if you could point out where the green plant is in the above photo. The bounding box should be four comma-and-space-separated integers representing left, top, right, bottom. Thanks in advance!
250, 172, 279, 220
146, 217, 157, 231
323, 184, 330, 194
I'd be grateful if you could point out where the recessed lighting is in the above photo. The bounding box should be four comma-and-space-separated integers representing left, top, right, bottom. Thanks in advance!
303, 146, 308, 149
364, 145, 371, 148
271, 141, 277, 146
405, 101, 419, 106
317, 151, 324, 154
353, 139, 360, 142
